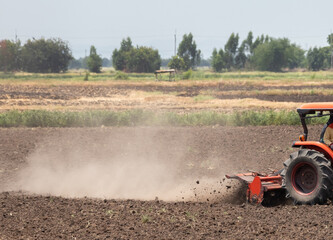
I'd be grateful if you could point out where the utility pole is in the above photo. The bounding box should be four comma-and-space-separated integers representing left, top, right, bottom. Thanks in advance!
174, 30, 177, 56
330, 30, 333, 69
330, 31, 333, 69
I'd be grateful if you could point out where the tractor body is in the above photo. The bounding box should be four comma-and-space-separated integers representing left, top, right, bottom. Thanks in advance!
227, 103, 333, 205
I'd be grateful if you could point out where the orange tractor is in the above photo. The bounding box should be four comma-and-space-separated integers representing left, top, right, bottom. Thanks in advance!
227, 103, 333, 205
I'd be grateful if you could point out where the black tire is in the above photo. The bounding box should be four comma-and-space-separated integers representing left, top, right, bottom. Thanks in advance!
281, 149, 333, 205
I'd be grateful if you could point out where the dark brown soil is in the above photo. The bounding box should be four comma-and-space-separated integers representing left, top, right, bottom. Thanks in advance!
1, 125, 331, 239
214, 93, 333, 102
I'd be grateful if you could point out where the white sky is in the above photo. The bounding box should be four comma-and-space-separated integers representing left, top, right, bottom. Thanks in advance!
1, 0, 332, 59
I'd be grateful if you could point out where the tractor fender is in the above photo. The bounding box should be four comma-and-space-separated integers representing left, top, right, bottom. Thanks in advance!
292, 141, 333, 161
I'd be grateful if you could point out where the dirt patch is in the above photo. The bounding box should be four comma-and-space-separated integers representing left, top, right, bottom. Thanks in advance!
2, 193, 332, 240
214, 93, 333, 102
0, 125, 330, 239
0, 83, 332, 112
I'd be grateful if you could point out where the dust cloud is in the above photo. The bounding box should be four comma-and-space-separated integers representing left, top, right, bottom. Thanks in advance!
16, 155, 173, 200
12, 128, 243, 202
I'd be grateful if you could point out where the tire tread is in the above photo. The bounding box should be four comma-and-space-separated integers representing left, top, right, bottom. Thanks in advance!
281, 149, 333, 205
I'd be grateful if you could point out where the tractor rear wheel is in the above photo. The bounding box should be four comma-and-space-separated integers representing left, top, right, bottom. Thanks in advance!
281, 149, 333, 205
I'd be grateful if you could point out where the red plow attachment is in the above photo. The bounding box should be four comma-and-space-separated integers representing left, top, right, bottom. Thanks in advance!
226, 172, 285, 205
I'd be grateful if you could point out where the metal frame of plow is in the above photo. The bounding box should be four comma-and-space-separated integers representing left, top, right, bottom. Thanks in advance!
226, 172, 282, 204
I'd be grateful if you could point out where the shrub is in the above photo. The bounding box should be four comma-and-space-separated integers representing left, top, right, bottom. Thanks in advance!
84, 72, 89, 81
114, 71, 129, 80
182, 69, 193, 80
168, 56, 185, 71
87, 46, 102, 73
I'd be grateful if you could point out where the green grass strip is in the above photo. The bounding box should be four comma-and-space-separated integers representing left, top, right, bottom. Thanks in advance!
0, 109, 328, 128
2, 71, 333, 83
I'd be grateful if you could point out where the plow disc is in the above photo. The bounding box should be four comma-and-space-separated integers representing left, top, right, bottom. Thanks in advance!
226, 172, 285, 205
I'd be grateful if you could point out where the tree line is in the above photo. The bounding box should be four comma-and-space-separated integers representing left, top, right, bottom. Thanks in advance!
0, 38, 109, 74
210, 32, 333, 72
0, 32, 332, 73
0, 38, 73, 73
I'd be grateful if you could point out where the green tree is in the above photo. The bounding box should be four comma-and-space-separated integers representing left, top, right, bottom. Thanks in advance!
211, 31, 273, 72
328, 34, 333, 69
168, 55, 185, 71
251, 38, 293, 72
307, 46, 331, 71
224, 33, 239, 55
221, 33, 240, 70
0, 39, 21, 72
112, 37, 133, 71
127, 46, 161, 73
241, 32, 271, 69
177, 33, 201, 70
112, 38, 161, 73
244, 31, 254, 54
307, 47, 324, 71
21, 38, 72, 73
252, 34, 268, 53
287, 44, 305, 69
224, 33, 239, 68
211, 48, 224, 72
230, 31, 255, 70
235, 43, 247, 69
87, 45, 102, 73
328, 34, 333, 46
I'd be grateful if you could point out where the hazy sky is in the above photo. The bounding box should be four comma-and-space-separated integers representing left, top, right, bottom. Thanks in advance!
1, 0, 332, 59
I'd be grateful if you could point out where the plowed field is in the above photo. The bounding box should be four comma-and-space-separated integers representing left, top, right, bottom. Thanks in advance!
1, 82, 333, 112
1, 125, 332, 239
1, 81, 333, 239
